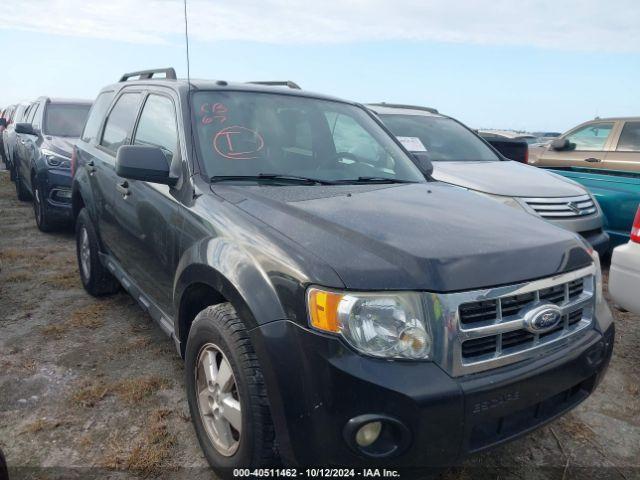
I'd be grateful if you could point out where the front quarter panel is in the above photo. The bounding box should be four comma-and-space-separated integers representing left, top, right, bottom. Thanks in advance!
173, 188, 345, 332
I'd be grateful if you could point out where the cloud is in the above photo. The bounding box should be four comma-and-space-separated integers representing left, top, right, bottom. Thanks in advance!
1, 0, 639, 52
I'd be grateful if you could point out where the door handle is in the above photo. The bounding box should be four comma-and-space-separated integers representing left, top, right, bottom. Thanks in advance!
116, 180, 130, 197
585, 157, 602, 163
86, 159, 96, 174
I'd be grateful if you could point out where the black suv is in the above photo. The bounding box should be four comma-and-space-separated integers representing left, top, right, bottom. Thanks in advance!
13, 97, 92, 230
72, 68, 614, 474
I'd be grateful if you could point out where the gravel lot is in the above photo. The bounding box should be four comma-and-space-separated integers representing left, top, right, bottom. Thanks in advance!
0, 168, 638, 479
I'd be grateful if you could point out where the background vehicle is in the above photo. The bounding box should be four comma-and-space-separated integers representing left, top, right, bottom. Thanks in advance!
72, 69, 614, 473
531, 117, 640, 171
1, 103, 23, 179
537, 166, 640, 249
609, 206, 640, 313
13, 97, 92, 230
3, 102, 33, 181
369, 103, 611, 256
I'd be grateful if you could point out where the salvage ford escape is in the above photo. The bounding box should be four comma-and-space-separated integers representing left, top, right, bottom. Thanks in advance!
72, 68, 615, 474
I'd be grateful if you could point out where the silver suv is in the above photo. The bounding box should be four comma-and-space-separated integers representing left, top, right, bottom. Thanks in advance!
369, 103, 610, 256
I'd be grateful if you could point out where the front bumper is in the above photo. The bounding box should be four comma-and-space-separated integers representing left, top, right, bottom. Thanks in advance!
38, 168, 73, 222
252, 321, 614, 466
581, 228, 611, 257
610, 241, 640, 314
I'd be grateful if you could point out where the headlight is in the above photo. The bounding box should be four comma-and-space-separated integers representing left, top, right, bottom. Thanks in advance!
307, 288, 432, 360
474, 191, 527, 212
589, 248, 603, 300
42, 149, 71, 169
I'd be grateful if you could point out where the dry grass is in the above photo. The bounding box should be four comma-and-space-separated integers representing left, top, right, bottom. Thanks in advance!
2, 270, 31, 283
71, 376, 171, 408
67, 302, 109, 328
116, 337, 152, 354
20, 418, 65, 434
22, 358, 37, 372
71, 381, 110, 407
41, 322, 69, 338
102, 409, 176, 476
44, 268, 79, 289
113, 377, 171, 405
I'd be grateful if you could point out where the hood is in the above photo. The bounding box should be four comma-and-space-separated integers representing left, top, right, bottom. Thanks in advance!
432, 160, 587, 197
214, 182, 591, 292
43, 136, 78, 158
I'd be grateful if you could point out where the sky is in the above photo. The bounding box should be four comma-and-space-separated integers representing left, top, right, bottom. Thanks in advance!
1, 0, 639, 132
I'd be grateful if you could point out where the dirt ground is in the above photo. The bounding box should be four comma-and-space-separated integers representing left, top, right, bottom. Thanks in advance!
0, 168, 638, 480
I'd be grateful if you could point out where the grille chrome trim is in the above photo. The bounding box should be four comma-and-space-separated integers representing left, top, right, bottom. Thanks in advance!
429, 265, 596, 377
522, 194, 597, 219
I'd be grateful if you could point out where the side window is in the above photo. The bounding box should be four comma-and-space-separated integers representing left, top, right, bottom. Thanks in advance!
616, 121, 640, 152
565, 122, 614, 151
100, 92, 141, 154
329, 113, 393, 170
133, 94, 178, 162
82, 91, 114, 143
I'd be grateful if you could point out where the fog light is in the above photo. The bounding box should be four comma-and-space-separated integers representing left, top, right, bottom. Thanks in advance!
355, 421, 382, 447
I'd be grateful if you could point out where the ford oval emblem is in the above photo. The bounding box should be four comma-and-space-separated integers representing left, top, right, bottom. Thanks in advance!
523, 304, 563, 334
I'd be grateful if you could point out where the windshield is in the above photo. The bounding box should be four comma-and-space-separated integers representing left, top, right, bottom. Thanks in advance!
379, 114, 500, 162
192, 91, 426, 184
44, 103, 91, 137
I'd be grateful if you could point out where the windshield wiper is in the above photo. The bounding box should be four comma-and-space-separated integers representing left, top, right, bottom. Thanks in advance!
332, 177, 418, 184
210, 174, 336, 185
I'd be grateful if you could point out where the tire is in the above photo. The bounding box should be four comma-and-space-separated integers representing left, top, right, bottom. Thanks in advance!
33, 179, 56, 232
185, 303, 278, 477
9, 164, 15, 182
14, 165, 31, 201
75, 208, 120, 296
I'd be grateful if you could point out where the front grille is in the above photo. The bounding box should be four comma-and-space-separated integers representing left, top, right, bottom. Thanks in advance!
462, 309, 585, 360
523, 194, 597, 218
434, 265, 596, 376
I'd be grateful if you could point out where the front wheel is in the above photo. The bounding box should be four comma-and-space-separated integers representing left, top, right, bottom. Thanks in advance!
185, 303, 278, 477
33, 180, 55, 232
15, 165, 31, 201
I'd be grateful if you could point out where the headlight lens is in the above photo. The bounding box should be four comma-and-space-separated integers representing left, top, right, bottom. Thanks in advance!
42, 149, 71, 169
307, 288, 432, 360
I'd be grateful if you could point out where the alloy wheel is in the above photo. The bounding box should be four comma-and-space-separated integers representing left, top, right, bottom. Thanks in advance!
195, 343, 242, 456
79, 227, 91, 280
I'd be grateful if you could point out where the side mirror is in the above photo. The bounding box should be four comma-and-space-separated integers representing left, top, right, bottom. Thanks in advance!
412, 152, 434, 177
15, 122, 37, 135
116, 145, 176, 186
551, 138, 569, 151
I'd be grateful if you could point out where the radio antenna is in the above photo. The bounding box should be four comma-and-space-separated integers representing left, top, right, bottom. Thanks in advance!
183, 0, 191, 84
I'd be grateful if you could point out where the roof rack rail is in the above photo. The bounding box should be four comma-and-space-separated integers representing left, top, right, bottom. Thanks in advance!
119, 68, 177, 82
246, 81, 301, 90
368, 102, 438, 114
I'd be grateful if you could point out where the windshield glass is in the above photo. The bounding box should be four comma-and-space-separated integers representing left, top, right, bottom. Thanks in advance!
44, 103, 91, 137
379, 114, 500, 162
192, 91, 426, 183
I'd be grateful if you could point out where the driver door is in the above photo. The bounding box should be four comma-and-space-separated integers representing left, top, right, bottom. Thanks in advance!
535, 121, 617, 169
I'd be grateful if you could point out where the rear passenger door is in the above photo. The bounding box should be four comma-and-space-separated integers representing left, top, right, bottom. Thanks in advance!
114, 91, 184, 314
604, 120, 640, 172
537, 121, 616, 168
93, 90, 143, 261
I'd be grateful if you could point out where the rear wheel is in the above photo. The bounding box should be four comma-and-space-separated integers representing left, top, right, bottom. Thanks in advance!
75, 208, 119, 296
185, 304, 278, 477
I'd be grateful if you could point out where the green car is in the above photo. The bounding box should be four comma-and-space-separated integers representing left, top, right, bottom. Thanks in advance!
541, 166, 640, 249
